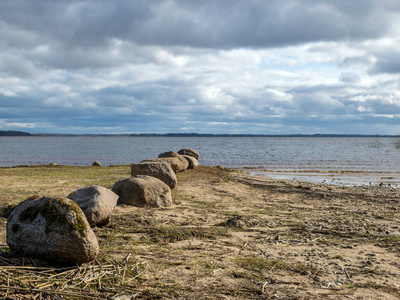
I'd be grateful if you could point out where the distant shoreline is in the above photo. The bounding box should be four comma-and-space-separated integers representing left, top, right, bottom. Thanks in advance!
1, 130, 399, 138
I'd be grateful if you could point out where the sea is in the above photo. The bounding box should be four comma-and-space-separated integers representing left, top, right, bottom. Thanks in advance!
0, 136, 399, 187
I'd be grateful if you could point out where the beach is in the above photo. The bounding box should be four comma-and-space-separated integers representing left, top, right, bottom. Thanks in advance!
1, 165, 400, 299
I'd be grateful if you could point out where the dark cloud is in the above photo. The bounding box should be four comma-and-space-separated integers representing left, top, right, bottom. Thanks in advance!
0, 0, 396, 50
371, 51, 400, 74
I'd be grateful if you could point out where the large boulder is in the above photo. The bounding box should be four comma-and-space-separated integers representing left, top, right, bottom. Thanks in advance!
182, 155, 198, 169
67, 185, 118, 226
131, 161, 177, 189
177, 149, 199, 161
141, 158, 182, 173
158, 151, 189, 172
6, 195, 99, 265
112, 175, 172, 208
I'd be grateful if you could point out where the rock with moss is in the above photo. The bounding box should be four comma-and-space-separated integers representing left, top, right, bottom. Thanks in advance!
67, 185, 118, 226
158, 151, 189, 172
112, 176, 172, 207
6, 196, 99, 265
181, 155, 198, 169
177, 148, 199, 161
131, 161, 177, 189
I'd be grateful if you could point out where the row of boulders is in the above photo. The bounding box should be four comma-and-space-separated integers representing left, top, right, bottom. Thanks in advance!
113, 149, 199, 207
6, 149, 199, 265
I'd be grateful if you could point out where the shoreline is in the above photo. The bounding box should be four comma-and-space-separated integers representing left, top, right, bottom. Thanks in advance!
2, 162, 400, 188
242, 167, 400, 188
1, 165, 400, 298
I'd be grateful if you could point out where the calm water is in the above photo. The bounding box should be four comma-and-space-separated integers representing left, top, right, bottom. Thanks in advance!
0, 136, 399, 186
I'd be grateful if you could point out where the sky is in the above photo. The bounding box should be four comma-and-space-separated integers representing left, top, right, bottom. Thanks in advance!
1, 0, 400, 135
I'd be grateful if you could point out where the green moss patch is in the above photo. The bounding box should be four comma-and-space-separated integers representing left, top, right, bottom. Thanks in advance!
18, 196, 87, 235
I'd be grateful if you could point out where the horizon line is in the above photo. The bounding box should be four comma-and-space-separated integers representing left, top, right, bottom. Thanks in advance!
1, 130, 400, 137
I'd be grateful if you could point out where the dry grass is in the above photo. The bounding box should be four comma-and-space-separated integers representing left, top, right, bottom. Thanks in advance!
0, 165, 400, 299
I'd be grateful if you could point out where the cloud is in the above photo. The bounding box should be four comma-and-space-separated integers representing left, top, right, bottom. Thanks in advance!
339, 72, 361, 83
0, 0, 400, 134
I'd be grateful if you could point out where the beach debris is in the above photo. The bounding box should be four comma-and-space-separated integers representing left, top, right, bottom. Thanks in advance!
112, 175, 173, 207
222, 216, 244, 228
92, 161, 101, 167
158, 151, 189, 172
177, 148, 200, 161
67, 185, 118, 226
131, 161, 177, 189
181, 155, 199, 169
6, 195, 99, 265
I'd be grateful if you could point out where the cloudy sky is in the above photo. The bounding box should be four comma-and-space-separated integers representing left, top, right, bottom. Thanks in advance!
1, 0, 400, 134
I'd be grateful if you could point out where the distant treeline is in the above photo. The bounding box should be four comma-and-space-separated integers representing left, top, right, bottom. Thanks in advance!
0, 130, 32, 136
2, 131, 399, 137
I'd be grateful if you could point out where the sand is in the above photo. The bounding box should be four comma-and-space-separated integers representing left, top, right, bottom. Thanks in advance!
1, 165, 400, 299
104, 166, 400, 299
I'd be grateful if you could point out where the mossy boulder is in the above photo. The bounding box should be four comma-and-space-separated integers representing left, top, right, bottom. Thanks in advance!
112, 176, 172, 208
131, 161, 177, 189
67, 185, 118, 226
6, 195, 99, 265
177, 148, 199, 161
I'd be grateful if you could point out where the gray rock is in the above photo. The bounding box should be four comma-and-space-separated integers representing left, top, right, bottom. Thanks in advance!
112, 176, 172, 207
182, 155, 198, 169
158, 151, 189, 172
141, 158, 182, 173
67, 185, 118, 226
177, 148, 199, 161
131, 161, 177, 189
6, 195, 99, 265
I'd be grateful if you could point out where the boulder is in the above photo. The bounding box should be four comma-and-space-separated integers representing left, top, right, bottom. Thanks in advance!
92, 161, 101, 167
182, 155, 198, 169
112, 176, 172, 208
67, 185, 118, 226
177, 149, 199, 161
141, 158, 181, 173
131, 161, 177, 189
6, 195, 99, 265
158, 151, 189, 172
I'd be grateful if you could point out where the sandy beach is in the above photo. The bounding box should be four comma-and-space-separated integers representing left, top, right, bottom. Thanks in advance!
1, 165, 400, 299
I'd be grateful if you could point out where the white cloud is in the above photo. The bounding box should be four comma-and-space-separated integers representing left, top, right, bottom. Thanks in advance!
1, 1, 400, 134
5, 122, 36, 128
